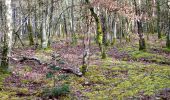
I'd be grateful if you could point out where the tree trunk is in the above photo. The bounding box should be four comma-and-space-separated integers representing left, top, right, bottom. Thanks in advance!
101, 13, 107, 45
156, 0, 161, 39
85, 0, 106, 59
166, 4, 170, 48
134, 0, 146, 51
1, 0, 13, 69
63, 14, 68, 40
1, 34, 9, 69
112, 18, 117, 45
71, 0, 77, 45
41, 4, 47, 49
27, 18, 34, 45
47, 0, 54, 47
137, 20, 146, 50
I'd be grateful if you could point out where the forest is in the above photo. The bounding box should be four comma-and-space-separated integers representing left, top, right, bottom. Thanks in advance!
0, 0, 170, 99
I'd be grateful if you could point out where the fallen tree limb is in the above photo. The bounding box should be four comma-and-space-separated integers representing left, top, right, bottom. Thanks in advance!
19, 57, 42, 65
12, 56, 82, 76
61, 67, 82, 77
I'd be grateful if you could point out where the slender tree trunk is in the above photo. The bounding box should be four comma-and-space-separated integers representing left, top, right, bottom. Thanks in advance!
59, 24, 62, 37
156, 0, 161, 39
1, 0, 13, 69
112, 18, 117, 45
134, 0, 146, 51
41, 2, 47, 49
27, 1, 34, 46
71, 0, 77, 45
63, 14, 68, 40
20, 14, 23, 39
166, 3, 170, 48
47, 0, 54, 47
34, 3, 39, 45
27, 18, 34, 45
85, 0, 106, 59
82, 13, 90, 75
101, 13, 107, 46
137, 20, 146, 50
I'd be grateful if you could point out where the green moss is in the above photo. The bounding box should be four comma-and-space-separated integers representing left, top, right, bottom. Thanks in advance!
96, 32, 103, 45
35, 51, 52, 63
162, 48, 170, 53
131, 51, 154, 59
127, 50, 170, 64
65, 58, 170, 99
23, 66, 32, 72
0, 72, 10, 86
111, 38, 116, 45
21, 79, 31, 84
43, 47, 53, 53
27, 20, 34, 46
5, 87, 29, 94
36, 47, 53, 53
42, 84, 70, 97
81, 65, 87, 75
139, 38, 146, 51
71, 33, 78, 45
0, 92, 10, 99
101, 48, 107, 59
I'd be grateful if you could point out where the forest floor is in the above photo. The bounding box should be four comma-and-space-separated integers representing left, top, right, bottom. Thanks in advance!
0, 34, 170, 100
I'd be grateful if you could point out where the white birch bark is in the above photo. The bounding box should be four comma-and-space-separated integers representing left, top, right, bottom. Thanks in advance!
42, 0, 47, 49
42, 10, 47, 49
113, 21, 117, 39
5, 0, 13, 56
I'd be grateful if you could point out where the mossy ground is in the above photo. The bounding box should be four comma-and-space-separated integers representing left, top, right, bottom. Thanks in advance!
64, 35, 170, 99
0, 34, 170, 99
65, 58, 170, 100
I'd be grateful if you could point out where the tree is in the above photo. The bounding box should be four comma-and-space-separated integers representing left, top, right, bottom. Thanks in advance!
1, 0, 13, 69
133, 0, 146, 50
85, 0, 106, 59
166, 0, 170, 48
41, 0, 48, 49
156, 0, 161, 39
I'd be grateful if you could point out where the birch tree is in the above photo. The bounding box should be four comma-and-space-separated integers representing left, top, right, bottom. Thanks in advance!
41, 0, 48, 49
1, 0, 13, 69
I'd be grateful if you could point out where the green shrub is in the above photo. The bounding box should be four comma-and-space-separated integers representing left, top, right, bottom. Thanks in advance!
51, 84, 70, 96
43, 84, 70, 97
58, 74, 69, 81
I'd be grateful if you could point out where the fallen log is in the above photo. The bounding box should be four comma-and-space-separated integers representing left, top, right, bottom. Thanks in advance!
12, 56, 82, 76
19, 57, 42, 65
